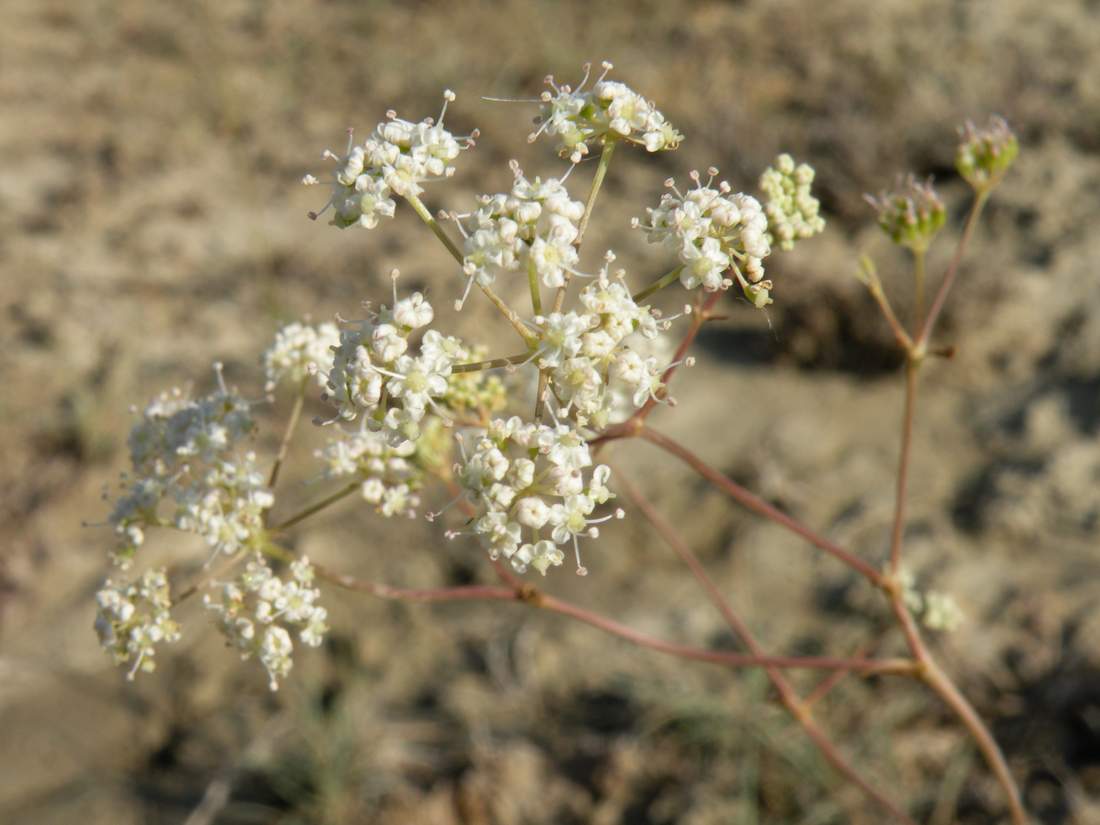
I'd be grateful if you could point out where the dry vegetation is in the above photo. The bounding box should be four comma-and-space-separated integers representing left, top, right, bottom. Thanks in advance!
1, 0, 1098, 823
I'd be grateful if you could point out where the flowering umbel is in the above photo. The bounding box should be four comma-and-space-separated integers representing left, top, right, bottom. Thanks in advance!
96, 64, 827, 692
635, 169, 776, 307
530, 61, 683, 162
303, 91, 477, 228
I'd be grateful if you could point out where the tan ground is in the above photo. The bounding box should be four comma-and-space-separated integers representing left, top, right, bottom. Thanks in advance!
2, 1, 1098, 823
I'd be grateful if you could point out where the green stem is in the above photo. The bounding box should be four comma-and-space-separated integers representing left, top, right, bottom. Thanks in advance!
911, 246, 927, 333
269, 482, 360, 532
915, 190, 989, 350
537, 138, 618, 421
632, 265, 684, 302
404, 192, 537, 347
527, 258, 543, 315
453, 352, 533, 373
574, 137, 616, 250
404, 191, 465, 262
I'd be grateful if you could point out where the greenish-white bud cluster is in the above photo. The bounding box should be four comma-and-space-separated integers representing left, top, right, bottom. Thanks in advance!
760, 154, 826, 251
865, 174, 946, 251
956, 116, 1018, 192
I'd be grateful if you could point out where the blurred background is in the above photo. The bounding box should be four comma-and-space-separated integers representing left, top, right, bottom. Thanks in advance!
2, 0, 1098, 822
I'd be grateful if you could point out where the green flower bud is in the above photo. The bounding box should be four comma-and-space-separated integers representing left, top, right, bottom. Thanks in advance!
956, 116, 1018, 192
864, 175, 946, 252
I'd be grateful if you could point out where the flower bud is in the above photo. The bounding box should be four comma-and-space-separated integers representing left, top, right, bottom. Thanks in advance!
956, 116, 1018, 192
865, 175, 946, 252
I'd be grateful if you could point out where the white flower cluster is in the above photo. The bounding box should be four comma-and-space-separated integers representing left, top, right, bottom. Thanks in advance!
531, 62, 683, 163
94, 567, 181, 678
759, 154, 825, 251
635, 170, 774, 308
320, 281, 463, 446
451, 417, 622, 576
315, 421, 422, 518
106, 368, 272, 567
528, 259, 683, 427
204, 554, 328, 691
900, 570, 964, 633
453, 163, 585, 307
304, 91, 476, 229
262, 320, 341, 393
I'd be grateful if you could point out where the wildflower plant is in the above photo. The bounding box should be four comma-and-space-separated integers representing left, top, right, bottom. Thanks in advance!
90, 60, 1027, 823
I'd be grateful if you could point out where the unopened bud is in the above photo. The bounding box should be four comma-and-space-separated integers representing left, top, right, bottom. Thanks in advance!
956, 116, 1018, 192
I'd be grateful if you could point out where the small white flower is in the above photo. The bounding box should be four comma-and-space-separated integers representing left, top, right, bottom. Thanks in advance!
205, 553, 328, 691
94, 567, 181, 679
262, 321, 340, 392
529, 62, 683, 163
635, 170, 775, 305
451, 418, 620, 576
306, 91, 475, 227
392, 291, 434, 329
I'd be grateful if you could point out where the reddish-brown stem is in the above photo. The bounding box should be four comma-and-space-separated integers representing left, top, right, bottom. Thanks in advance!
638, 425, 883, 587
640, 291, 722, 419
921, 658, 1027, 825
796, 712, 917, 825
589, 291, 722, 454
308, 558, 895, 674
889, 359, 919, 573
804, 643, 872, 709
874, 185, 1025, 821
915, 191, 989, 350
613, 461, 915, 824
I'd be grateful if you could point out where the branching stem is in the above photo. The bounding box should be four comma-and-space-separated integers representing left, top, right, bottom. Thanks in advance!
638, 425, 884, 586
916, 191, 989, 350
613, 462, 916, 824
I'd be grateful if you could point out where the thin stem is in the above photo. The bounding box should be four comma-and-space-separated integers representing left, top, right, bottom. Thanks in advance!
269, 481, 360, 531
574, 137, 616, 251
536, 139, 619, 421
267, 378, 307, 490
639, 425, 883, 586
612, 461, 915, 823
539, 593, 898, 674
868, 279, 915, 353
911, 246, 927, 333
921, 658, 1027, 825
915, 190, 989, 350
526, 259, 542, 315
889, 359, 919, 573
404, 191, 466, 262
803, 647, 866, 710
452, 352, 533, 373
295, 551, 903, 674
172, 551, 246, 607
589, 291, 723, 453
796, 713, 918, 825
404, 192, 537, 347
632, 265, 684, 303
444, 474, 530, 593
